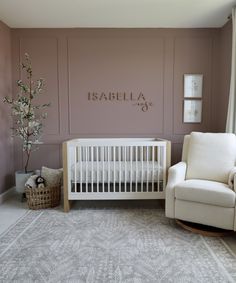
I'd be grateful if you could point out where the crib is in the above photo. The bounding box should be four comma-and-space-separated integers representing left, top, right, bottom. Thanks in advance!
63, 138, 171, 212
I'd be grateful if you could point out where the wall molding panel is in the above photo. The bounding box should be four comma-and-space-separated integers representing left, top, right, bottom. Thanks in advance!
67, 35, 165, 135
19, 36, 60, 135
11, 28, 229, 168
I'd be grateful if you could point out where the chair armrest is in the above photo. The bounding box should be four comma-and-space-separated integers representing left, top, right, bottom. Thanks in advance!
167, 161, 187, 187
228, 167, 236, 190
165, 162, 187, 218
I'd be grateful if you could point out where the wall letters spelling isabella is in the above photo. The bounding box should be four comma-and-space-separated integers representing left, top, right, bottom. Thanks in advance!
88, 92, 153, 112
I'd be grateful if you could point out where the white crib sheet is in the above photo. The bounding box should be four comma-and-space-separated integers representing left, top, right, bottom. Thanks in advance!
71, 161, 163, 183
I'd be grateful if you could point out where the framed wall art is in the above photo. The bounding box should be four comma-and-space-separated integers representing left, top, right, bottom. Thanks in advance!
184, 74, 203, 98
183, 99, 202, 123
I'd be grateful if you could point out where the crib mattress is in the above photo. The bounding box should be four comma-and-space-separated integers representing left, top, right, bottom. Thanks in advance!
71, 161, 163, 183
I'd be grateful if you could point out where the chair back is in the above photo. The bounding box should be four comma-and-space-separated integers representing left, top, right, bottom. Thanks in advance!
183, 132, 236, 183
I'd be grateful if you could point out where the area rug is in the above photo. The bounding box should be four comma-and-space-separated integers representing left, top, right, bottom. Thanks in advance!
0, 208, 236, 283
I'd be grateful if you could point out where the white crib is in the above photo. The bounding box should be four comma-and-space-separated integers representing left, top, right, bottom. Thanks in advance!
63, 138, 171, 212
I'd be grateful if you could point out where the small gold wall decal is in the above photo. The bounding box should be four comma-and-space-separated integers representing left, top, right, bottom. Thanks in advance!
88, 92, 153, 112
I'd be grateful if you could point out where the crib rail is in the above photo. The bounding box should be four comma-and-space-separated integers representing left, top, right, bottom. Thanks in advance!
63, 138, 171, 201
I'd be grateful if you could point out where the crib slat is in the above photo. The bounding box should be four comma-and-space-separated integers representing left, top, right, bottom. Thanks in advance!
96, 147, 99, 191
141, 146, 143, 192
102, 147, 105, 193
74, 147, 77, 192
91, 146, 94, 192
113, 146, 116, 191
85, 146, 88, 193
79, 146, 82, 192
124, 146, 127, 192
146, 146, 149, 191
158, 147, 160, 192
130, 146, 133, 192
135, 146, 138, 192
108, 146, 110, 192
119, 146, 121, 192
152, 146, 154, 192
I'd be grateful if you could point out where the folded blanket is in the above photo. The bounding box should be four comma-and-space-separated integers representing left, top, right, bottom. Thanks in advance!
228, 167, 236, 190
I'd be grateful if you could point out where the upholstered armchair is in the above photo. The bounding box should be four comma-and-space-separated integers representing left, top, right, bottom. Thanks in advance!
165, 132, 236, 230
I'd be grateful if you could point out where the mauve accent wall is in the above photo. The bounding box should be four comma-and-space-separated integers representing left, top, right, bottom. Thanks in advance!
11, 27, 230, 172
219, 21, 232, 131
0, 21, 14, 194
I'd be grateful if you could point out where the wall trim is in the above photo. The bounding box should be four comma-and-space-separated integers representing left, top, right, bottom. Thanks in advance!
0, 187, 15, 204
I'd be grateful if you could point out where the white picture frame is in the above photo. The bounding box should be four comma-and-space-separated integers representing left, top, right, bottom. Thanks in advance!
184, 74, 203, 98
183, 100, 202, 123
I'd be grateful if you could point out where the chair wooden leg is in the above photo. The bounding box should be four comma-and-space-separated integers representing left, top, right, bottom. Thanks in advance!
176, 219, 234, 237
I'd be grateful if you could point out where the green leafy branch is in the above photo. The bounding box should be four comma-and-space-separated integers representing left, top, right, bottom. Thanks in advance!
3, 53, 50, 173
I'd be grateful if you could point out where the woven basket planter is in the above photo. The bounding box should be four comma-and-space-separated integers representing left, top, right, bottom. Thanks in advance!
25, 185, 61, 210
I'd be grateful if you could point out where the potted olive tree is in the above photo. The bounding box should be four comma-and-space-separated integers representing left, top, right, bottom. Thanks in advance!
4, 53, 50, 194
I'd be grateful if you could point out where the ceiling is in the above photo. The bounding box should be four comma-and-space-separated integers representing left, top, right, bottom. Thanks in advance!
0, 0, 235, 28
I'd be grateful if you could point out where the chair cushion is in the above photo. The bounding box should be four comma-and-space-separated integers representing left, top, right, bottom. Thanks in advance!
186, 132, 236, 183
175, 179, 235, 208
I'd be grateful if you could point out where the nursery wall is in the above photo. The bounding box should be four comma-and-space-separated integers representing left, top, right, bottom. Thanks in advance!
218, 21, 232, 131
11, 26, 231, 172
0, 21, 14, 194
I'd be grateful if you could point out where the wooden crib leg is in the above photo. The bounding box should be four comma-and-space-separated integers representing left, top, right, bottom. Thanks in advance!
64, 193, 71, 212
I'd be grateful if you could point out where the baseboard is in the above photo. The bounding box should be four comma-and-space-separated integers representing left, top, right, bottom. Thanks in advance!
0, 187, 15, 204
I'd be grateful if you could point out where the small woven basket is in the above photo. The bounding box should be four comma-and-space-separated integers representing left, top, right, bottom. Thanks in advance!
25, 186, 61, 210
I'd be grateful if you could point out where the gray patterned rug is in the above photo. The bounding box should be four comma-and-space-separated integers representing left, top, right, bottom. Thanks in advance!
0, 208, 236, 283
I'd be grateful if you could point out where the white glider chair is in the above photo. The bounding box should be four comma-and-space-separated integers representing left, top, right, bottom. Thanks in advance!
166, 132, 236, 230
